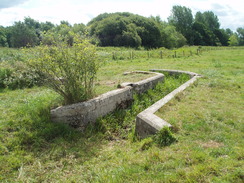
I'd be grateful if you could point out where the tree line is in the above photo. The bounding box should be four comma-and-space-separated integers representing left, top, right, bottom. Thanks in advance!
0, 5, 244, 49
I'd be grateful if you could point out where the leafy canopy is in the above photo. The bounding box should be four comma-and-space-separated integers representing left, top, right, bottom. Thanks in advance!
88, 12, 162, 48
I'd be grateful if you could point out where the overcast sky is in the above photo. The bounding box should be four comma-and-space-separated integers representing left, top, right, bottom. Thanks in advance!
0, 0, 243, 31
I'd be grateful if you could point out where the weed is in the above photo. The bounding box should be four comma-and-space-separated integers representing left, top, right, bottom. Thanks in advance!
139, 138, 153, 151
153, 127, 178, 147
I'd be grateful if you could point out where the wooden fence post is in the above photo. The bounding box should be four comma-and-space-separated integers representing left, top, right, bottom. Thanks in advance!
112, 52, 116, 60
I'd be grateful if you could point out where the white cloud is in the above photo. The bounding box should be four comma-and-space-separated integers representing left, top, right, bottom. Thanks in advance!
0, 0, 243, 30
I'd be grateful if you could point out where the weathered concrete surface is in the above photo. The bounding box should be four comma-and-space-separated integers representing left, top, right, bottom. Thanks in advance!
136, 113, 172, 139
51, 71, 164, 130
150, 69, 200, 78
136, 69, 201, 138
51, 87, 133, 129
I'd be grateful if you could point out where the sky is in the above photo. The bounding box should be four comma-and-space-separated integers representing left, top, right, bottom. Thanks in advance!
0, 0, 243, 31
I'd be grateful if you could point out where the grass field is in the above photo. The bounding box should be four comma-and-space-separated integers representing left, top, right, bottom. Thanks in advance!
0, 47, 243, 182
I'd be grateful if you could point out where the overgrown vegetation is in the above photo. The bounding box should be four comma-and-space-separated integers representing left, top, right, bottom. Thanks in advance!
94, 73, 189, 140
0, 47, 243, 182
153, 127, 178, 147
0, 48, 43, 89
28, 37, 99, 105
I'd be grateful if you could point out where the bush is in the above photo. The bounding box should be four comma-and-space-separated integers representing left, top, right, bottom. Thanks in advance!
0, 66, 11, 88
0, 61, 43, 89
153, 127, 177, 147
28, 37, 100, 105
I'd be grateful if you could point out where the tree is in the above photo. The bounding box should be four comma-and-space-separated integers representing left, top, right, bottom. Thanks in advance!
225, 28, 233, 37
73, 23, 87, 35
10, 21, 39, 48
228, 34, 239, 46
194, 11, 224, 46
40, 21, 55, 32
119, 23, 142, 48
155, 21, 186, 48
23, 17, 42, 44
0, 26, 8, 47
236, 27, 244, 45
149, 16, 187, 49
202, 11, 220, 31
88, 12, 162, 48
168, 5, 194, 45
192, 21, 213, 45
90, 15, 127, 46
195, 12, 205, 24
60, 20, 71, 27
214, 28, 229, 46
195, 11, 220, 31
24, 17, 41, 29
41, 22, 88, 46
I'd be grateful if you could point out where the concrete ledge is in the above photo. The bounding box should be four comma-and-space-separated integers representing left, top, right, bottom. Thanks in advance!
51, 71, 164, 130
136, 69, 202, 138
150, 69, 200, 78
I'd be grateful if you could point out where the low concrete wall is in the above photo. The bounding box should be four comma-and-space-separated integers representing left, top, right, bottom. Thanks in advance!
136, 69, 201, 138
151, 69, 199, 78
51, 71, 164, 130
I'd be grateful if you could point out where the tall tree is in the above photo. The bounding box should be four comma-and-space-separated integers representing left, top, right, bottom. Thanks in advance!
202, 11, 220, 31
40, 21, 55, 32
192, 21, 213, 45
10, 21, 39, 47
0, 26, 8, 47
194, 11, 225, 46
150, 16, 186, 48
225, 28, 233, 37
195, 12, 205, 24
228, 34, 239, 46
214, 28, 229, 46
168, 5, 194, 45
236, 27, 244, 45
24, 17, 41, 29
24, 17, 42, 44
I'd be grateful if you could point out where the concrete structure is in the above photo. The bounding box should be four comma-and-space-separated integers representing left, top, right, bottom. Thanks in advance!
135, 69, 201, 138
51, 71, 164, 130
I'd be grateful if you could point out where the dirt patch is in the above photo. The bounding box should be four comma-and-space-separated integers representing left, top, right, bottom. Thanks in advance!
97, 80, 116, 87
200, 140, 224, 148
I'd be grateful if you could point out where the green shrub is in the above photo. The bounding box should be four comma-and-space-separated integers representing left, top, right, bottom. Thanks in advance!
28, 37, 100, 105
0, 66, 11, 88
153, 127, 177, 147
0, 61, 43, 89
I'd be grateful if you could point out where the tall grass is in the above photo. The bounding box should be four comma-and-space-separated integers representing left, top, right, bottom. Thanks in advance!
94, 73, 189, 140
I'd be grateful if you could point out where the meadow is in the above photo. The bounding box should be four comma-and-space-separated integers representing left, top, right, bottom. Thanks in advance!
0, 46, 243, 182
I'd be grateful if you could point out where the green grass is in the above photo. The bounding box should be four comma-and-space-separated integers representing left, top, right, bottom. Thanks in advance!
0, 47, 243, 182
95, 72, 156, 95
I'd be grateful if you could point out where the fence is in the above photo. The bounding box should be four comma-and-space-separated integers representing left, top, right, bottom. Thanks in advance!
97, 46, 244, 61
